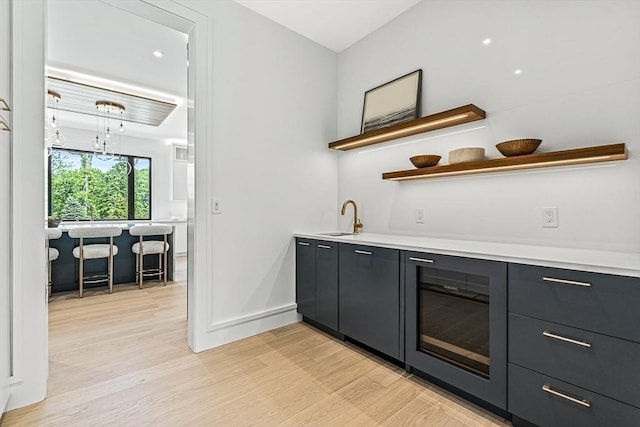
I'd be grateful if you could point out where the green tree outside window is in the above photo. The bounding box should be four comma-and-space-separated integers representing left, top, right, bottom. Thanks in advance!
49, 149, 151, 220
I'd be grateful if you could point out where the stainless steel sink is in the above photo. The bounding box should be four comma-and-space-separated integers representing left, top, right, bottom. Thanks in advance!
317, 232, 354, 236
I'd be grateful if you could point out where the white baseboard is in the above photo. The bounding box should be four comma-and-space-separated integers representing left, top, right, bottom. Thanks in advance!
192, 304, 299, 353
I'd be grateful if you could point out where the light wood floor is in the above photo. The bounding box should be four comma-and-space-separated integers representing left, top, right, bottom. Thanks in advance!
2, 262, 510, 426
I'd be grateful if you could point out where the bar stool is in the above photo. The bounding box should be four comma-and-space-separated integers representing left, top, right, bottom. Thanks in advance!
45, 228, 62, 297
68, 226, 122, 297
130, 225, 172, 288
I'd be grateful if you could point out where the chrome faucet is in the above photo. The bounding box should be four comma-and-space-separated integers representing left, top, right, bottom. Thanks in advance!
341, 199, 363, 234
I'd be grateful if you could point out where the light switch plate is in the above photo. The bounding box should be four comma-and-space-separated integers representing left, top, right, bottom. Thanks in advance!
212, 199, 222, 214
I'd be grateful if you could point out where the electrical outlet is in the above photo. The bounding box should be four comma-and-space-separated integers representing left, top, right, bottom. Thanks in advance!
415, 208, 425, 224
541, 207, 558, 228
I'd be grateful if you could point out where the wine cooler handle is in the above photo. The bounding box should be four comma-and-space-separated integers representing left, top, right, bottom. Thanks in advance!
409, 257, 434, 264
542, 276, 591, 287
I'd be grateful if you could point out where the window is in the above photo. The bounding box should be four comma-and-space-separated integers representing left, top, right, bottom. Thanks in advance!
48, 148, 151, 220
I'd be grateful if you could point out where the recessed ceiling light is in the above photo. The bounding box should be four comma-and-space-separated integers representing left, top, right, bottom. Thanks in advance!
153, 50, 164, 58
514, 69, 523, 75
482, 38, 492, 45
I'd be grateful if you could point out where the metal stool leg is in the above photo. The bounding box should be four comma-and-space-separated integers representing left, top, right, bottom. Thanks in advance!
139, 236, 144, 289
79, 238, 84, 298
48, 260, 52, 297
163, 254, 167, 285
108, 236, 113, 294
163, 234, 168, 285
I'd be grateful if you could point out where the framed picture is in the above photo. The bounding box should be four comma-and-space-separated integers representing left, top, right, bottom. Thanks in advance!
361, 69, 422, 134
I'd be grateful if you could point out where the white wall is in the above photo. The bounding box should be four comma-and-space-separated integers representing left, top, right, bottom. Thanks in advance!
0, 0, 13, 412
8, 0, 47, 411
337, 0, 640, 252
52, 127, 186, 220
174, 0, 338, 350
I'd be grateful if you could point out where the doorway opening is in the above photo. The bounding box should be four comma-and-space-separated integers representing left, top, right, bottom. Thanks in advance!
43, 0, 197, 388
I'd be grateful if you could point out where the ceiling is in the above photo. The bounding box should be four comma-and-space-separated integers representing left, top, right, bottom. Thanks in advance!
47, 0, 422, 142
47, 0, 188, 143
233, 0, 422, 52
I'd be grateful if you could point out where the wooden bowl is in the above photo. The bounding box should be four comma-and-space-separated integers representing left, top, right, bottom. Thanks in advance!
496, 139, 542, 157
448, 147, 485, 164
410, 155, 441, 168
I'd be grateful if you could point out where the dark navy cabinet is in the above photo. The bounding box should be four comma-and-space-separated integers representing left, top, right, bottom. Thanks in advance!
295, 238, 338, 331
508, 263, 640, 426
315, 242, 339, 330
295, 235, 640, 426
295, 238, 316, 320
49, 228, 174, 293
338, 244, 400, 360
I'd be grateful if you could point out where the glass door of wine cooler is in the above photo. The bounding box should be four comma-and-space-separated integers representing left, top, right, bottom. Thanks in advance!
405, 252, 507, 410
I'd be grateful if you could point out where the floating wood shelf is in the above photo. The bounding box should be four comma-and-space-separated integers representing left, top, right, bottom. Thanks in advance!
329, 104, 486, 151
382, 143, 627, 181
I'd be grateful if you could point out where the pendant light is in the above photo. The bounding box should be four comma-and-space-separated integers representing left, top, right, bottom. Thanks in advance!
94, 100, 132, 175
93, 100, 123, 160
116, 110, 133, 175
116, 107, 132, 175
46, 89, 66, 155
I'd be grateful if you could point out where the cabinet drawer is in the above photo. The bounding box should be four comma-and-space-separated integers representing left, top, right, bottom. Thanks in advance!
509, 364, 640, 427
509, 313, 640, 408
509, 263, 640, 342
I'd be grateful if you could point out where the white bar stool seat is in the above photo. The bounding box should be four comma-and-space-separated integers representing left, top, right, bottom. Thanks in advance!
72, 244, 119, 259
48, 247, 60, 262
130, 225, 172, 288
46, 228, 62, 297
131, 241, 168, 255
68, 226, 122, 297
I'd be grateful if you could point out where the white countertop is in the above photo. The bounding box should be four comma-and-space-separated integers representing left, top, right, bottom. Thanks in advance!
56, 221, 179, 231
293, 231, 640, 278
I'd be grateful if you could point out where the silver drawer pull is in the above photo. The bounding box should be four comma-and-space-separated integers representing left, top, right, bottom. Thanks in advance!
542, 331, 591, 348
0, 97, 10, 111
317, 244, 332, 249
542, 385, 591, 408
543, 276, 591, 287
409, 257, 434, 264
355, 250, 372, 255
297, 242, 310, 246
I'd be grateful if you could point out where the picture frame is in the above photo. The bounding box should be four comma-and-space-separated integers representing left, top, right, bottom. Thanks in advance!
361, 69, 422, 134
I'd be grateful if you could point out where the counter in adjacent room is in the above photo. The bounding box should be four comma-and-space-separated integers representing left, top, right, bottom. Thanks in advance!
48, 222, 176, 293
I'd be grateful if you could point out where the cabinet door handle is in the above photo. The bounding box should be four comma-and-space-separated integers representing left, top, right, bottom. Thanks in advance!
297, 242, 310, 246
542, 385, 591, 408
542, 331, 591, 348
542, 276, 591, 287
0, 97, 10, 111
0, 115, 9, 132
354, 250, 372, 255
409, 257, 434, 263
318, 244, 332, 249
